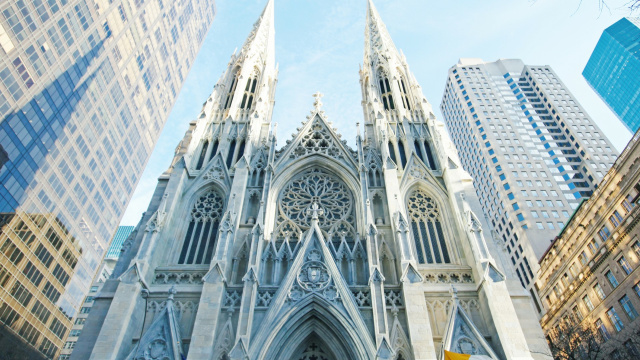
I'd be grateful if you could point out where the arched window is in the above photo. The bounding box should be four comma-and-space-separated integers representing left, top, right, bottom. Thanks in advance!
398, 77, 411, 110
178, 189, 225, 265
378, 69, 395, 110
195, 140, 209, 170
223, 70, 240, 110
407, 190, 450, 264
240, 75, 258, 110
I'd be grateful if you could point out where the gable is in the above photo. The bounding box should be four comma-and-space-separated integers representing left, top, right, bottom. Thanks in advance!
441, 292, 498, 360
274, 114, 358, 169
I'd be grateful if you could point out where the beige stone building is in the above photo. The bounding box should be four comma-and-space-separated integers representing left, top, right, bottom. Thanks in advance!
536, 131, 640, 359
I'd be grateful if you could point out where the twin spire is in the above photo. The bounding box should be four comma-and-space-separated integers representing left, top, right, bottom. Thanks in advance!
227, 0, 398, 88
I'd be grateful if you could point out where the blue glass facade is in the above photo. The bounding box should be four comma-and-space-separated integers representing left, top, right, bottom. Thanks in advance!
583, 17, 640, 133
105, 225, 133, 260
0, 0, 215, 357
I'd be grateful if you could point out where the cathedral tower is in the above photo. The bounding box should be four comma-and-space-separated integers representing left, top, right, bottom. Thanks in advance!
76, 1, 550, 359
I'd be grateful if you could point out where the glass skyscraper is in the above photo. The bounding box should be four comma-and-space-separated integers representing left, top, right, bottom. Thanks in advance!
583, 17, 640, 133
441, 58, 618, 310
0, 0, 215, 358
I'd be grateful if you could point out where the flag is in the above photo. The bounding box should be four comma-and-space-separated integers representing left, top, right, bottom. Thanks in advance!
444, 350, 471, 360
444, 350, 489, 360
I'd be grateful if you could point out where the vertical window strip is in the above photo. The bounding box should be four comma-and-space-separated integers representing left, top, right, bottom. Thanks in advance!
414, 140, 423, 163
196, 140, 209, 170
411, 221, 424, 263
424, 141, 436, 170
186, 221, 204, 264
194, 221, 212, 264
178, 222, 195, 264
427, 221, 443, 263
435, 221, 450, 263
388, 141, 397, 165
419, 221, 434, 263
226, 140, 236, 168
398, 141, 407, 168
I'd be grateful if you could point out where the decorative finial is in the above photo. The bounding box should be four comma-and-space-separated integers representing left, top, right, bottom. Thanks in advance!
168, 285, 177, 302
306, 202, 324, 221
312, 92, 324, 111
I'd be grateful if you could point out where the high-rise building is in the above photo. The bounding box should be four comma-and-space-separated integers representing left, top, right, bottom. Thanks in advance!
583, 17, 640, 133
59, 225, 134, 359
104, 225, 134, 260
75, 2, 548, 359
440, 58, 619, 309
536, 130, 640, 360
0, 0, 215, 358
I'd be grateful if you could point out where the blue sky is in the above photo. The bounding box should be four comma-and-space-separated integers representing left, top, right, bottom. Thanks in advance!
121, 0, 635, 225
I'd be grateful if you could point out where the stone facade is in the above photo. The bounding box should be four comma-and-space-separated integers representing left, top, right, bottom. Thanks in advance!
536, 130, 640, 358
75, 1, 549, 359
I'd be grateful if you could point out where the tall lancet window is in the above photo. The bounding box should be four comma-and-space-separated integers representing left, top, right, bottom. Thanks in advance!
178, 189, 225, 265
240, 74, 258, 110
195, 140, 209, 170
398, 77, 411, 110
407, 190, 450, 264
378, 69, 395, 110
226, 139, 236, 168
423, 140, 436, 170
224, 69, 240, 110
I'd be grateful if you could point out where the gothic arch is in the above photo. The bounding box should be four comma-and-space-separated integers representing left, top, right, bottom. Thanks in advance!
266, 158, 363, 240
251, 295, 376, 360
171, 185, 227, 265
402, 184, 460, 265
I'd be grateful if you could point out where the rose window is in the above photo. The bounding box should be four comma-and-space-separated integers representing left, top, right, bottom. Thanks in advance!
275, 169, 354, 238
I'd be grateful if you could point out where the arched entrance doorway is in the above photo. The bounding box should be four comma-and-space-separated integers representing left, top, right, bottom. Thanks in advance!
291, 336, 335, 360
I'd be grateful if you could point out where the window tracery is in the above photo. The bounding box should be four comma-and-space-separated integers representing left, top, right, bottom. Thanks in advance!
378, 68, 395, 110
178, 189, 225, 265
365, 147, 384, 187
240, 71, 259, 110
249, 150, 266, 187
407, 189, 450, 264
275, 168, 354, 236
223, 69, 240, 110
398, 76, 411, 110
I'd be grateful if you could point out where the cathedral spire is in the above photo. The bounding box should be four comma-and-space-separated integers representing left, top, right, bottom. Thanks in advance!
364, 0, 399, 64
185, 0, 277, 173
360, 0, 440, 174
238, 0, 276, 70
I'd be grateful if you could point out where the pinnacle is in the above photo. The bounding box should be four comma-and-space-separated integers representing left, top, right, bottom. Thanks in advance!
364, 0, 399, 59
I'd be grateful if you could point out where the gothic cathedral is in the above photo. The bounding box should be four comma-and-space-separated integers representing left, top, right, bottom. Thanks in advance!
75, 1, 550, 359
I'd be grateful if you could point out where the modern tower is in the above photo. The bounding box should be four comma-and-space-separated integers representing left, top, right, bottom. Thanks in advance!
59, 225, 134, 359
0, 0, 215, 358
441, 58, 619, 309
77, 2, 548, 359
584, 17, 640, 133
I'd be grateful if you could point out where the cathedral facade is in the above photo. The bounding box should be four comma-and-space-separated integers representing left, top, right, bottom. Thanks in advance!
73, 1, 550, 359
